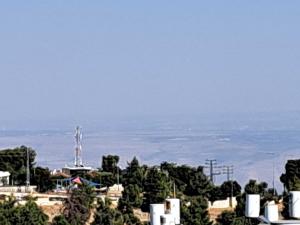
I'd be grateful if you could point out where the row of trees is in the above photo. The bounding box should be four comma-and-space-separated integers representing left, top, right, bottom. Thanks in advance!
0, 197, 49, 225
98, 156, 240, 225
2, 146, 300, 225
53, 155, 280, 225
0, 146, 54, 192
0, 179, 276, 225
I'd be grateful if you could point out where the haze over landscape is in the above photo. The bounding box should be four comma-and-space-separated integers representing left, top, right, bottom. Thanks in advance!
1, 1, 300, 192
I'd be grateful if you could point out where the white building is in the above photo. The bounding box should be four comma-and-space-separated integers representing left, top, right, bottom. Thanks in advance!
150, 198, 181, 225
0, 171, 10, 186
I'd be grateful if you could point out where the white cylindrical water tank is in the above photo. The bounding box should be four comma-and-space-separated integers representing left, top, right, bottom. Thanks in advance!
289, 191, 300, 218
160, 214, 176, 225
264, 201, 279, 222
165, 198, 180, 224
150, 204, 165, 225
245, 194, 260, 218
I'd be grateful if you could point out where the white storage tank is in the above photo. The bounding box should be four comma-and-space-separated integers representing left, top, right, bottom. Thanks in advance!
264, 201, 279, 222
245, 194, 260, 218
150, 204, 165, 225
165, 198, 180, 224
160, 214, 175, 225
289, 191, 300, 218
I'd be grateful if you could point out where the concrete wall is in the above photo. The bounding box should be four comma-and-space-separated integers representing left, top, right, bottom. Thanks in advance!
0, 186, 37, 193
208, 197, 237, 209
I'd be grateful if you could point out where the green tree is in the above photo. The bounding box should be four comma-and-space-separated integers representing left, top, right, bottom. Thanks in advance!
244, 180, 267, 194
120, 184, 143, 208
0, 197, 17, 225
220, 181, 242, 198
280, 159, 300, 219
13, 200, 49, 225
63, 185, 95, 225
208, 186, 223, 203
99, 172, 115, 188
142, 167, 171, 211
118, 185, 143, 225
120, 157, 146, 210
0, 146, 36, 185
32, 167, 55, 192
51, 215, 70, 225
181, 196, 212, 225
216, 210, 236, 225
160, 162, 212, 197
93, 198, 124, 225
280, 159, 300, 191
102, 155, 119, 174
101, 155, 121, 187
122, 157, 145, 190
0, 198, 48, 225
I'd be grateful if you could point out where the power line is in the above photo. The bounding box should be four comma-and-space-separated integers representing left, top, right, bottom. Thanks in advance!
222, 165, 234, 181
205, 159, 221, 184
223, 165, 234, 208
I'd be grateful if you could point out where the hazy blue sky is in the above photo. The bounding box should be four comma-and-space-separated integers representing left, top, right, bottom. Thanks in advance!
1, 1, 300, 124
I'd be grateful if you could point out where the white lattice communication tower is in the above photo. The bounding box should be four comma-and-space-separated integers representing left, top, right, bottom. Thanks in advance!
74, 126, 83, 167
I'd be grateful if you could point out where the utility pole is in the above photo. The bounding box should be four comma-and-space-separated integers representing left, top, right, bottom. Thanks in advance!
117, 166, 120, 191
205, 159, 221, 184
223, 165, 234, 181
272, 159, 275, 195
114, 158, 120, 191
26, 148, 30, 187
223, 165, 234, 208
173, 181, 176, 198
264, 152, 275, 195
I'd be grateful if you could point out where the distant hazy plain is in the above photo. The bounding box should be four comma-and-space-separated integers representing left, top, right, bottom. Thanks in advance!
1, 113, 300, 192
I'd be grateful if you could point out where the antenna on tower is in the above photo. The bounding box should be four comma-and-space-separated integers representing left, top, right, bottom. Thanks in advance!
74, 126, 83, 167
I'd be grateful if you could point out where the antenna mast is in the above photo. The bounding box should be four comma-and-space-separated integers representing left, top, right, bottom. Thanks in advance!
74, 126, 83, 167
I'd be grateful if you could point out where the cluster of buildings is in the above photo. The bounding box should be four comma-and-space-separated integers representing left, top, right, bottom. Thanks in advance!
245, 192, 300, 225
0, 126, 240, 224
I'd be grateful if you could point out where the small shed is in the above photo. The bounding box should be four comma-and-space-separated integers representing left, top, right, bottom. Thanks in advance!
0, 171, 10, 186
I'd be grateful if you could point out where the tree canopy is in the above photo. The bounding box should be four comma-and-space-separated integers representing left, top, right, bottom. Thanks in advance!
100, 155, 121, 187
160, 162, 212, 197
181, 196, 213, 225
0, 146, 36, 185
280, 159, 300, 219
62, 185, 95, 225
280, 159, 300, 191
0, 197, 48, 225
92, 198, 124, 225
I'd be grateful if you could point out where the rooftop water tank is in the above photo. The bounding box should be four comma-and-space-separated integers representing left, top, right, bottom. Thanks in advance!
264, 201, 279, 222
290, 191, 300, 218
245, 194, 260, 218
160, 214, 176, 225
150, 204, 165, 225
165, 198, 180, 224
